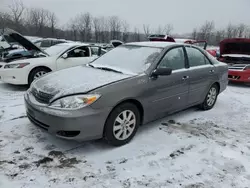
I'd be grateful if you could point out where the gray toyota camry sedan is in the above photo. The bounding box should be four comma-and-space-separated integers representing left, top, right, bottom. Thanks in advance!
25, 42, 228, 146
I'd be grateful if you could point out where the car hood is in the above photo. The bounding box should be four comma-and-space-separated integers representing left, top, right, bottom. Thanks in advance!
2, 28, 48, 56
32, 66, 134, 100
220, 38, 250, 56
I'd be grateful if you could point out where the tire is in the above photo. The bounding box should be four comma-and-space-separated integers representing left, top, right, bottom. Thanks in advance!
28, 67, 50, 86
199, 84, 219, 110
104, 103, 141, 146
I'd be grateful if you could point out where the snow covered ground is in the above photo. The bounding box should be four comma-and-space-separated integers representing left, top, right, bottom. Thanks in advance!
0, 81, 250, 188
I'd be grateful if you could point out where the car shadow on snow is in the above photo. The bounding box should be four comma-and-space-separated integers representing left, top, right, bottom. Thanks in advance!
228, 81, 250, 88
0, 82, 28, 92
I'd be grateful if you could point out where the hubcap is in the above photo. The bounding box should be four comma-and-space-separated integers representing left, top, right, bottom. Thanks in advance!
113, 110, 136, 140
34, 71, 47, 80
207, 87, 217, 106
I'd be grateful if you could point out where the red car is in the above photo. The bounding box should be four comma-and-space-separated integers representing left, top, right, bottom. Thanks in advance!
218, 38, 250, 83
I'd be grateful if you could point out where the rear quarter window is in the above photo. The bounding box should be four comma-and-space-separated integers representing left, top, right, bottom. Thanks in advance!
41, 40, 52, 48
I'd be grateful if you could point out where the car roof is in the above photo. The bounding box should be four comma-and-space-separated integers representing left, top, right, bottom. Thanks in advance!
55, 42, 89, 47
125, 41, 181, 48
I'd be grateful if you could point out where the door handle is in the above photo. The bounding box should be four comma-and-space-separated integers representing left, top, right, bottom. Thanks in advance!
182, 76, 189, 81
209, 69, 215, 73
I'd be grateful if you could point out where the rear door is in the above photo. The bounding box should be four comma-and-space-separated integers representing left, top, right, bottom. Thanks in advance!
147, 46, 190, 119
185, 46, 216, 106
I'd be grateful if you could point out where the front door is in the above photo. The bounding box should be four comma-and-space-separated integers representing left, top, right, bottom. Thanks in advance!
185, 46, 216, 105
56, 46, 95, 70
146, 46, 190, 120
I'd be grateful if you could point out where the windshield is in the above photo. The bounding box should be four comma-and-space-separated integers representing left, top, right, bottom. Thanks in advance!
44, 44, 70, 56
91, 45, 162, 74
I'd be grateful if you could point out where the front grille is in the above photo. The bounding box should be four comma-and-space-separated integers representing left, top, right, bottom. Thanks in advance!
27, 112, 49, 131
228, 75, 241, 80
31, 88, 54, 104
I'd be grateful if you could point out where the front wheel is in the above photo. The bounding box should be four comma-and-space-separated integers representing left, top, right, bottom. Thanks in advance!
199, 84, 219, 110
28, 67, 49, 86
104, 103, 140, 146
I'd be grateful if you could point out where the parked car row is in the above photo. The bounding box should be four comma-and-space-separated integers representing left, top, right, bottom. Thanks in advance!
0, 29, 234, 146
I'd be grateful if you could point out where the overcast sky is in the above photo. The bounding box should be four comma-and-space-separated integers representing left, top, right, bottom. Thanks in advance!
1, 0, 250, 33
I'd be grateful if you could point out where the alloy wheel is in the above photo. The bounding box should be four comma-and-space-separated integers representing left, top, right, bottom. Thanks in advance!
113, 110, 136, 141
34, 71, 47, 80
207, 87, 217, 106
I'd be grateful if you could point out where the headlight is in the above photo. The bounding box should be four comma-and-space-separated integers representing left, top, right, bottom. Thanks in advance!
4, 63, 30, 69
49, 94, 101, 109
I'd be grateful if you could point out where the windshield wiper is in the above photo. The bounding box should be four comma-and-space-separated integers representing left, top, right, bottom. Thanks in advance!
87, 63, 95, 68
95, 66, 123, 74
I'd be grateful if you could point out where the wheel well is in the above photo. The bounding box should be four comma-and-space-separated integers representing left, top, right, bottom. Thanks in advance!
214, 82, 220, 92
28, 66, 52, 83
120, 99, 144, 124
108, 99, 144, 125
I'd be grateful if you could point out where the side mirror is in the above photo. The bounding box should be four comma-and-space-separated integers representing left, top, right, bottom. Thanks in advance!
62, 53, 68, 59
151, 67, 172, 77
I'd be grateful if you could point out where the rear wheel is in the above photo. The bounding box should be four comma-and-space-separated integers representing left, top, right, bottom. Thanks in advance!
104, 103, 140, 146
28, 67, 50, 86
199, 84, 219, 110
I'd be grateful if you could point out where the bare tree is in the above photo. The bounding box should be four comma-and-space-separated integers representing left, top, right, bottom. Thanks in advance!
237, 24, 246, 38
67, 18, 78, 41
198, 21, 215, 42
215, 30, 225, 44
48, 12, 57, 37
143, 24, 151, 38
76, 12, 92, 42
109, 16, 122, 40
121, 20, 130, 42
133, 27, 141, 41
0, 12, 12, 31
164, 24, 173, 35
26, 8, 50, 36
191, 28, 197, 40
226, 23, 234, 38
93, 17, 101, 42
8, 0, 25, 30
245, 26, 250, 38
154, 24, 173, 35
155, 25, 164, 34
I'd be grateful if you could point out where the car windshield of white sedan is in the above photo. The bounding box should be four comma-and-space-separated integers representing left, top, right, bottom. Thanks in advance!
44, 44, 70, 56
90, 45, 162, 74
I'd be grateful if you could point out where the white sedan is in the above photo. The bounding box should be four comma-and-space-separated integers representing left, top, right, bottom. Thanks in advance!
0, 42, 106, 85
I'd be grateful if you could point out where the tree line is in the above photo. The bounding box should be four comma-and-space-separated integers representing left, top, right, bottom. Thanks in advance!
192, 21, 250, 46
1, 0, 250, 46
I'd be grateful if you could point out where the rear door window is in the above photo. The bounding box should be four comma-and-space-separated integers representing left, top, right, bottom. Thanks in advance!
185, 47, 211, 67
40, 40, 51, 48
